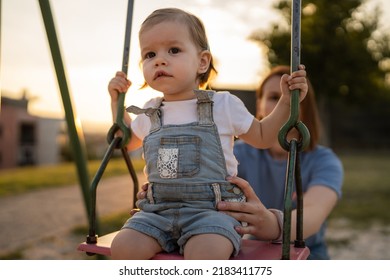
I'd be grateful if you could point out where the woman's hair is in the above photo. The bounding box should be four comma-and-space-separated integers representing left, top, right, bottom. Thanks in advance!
139, 8, 217, 88
256, 65, 322, 150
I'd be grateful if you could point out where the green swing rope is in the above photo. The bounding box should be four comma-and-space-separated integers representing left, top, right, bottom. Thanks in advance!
278, 0, 310, 260
87, 0, 137, 246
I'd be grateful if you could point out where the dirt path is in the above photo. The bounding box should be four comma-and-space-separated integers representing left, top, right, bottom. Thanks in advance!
0, 174, 144, 258
326, 220, 390, 260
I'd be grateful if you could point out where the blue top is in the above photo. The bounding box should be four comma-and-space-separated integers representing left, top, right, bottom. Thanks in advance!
233, 141, 343, 259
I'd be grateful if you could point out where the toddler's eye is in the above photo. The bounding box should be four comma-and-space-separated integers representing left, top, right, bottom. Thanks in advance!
169, 47, 180, 54
144, 52, 155, 59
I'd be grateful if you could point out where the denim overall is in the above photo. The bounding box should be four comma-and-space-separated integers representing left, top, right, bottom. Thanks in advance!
124, 90, 245, 255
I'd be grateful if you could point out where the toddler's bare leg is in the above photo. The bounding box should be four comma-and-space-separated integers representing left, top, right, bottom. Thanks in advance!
183, 234, 234, 260
111, 228, 162, 259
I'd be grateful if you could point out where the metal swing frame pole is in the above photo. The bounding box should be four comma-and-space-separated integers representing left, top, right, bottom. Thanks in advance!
87, 0, 137, 245
38, 0, 91, 219
278, 0, 310, 260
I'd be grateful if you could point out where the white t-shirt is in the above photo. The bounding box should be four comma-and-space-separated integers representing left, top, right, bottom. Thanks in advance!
130, 91, 254, 176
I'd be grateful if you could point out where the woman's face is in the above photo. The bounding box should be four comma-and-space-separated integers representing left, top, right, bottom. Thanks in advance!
256, 75, 281, 119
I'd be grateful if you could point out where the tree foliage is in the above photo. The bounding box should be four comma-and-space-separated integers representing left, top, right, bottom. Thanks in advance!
250, 0, 390, 106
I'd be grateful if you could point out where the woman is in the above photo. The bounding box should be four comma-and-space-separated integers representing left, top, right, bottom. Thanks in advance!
218, 65, 343, 259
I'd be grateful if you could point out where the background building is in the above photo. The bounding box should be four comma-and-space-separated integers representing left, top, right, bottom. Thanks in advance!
0, 92, 63, 169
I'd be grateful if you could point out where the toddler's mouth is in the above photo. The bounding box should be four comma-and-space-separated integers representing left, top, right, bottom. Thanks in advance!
154, 70, 172, 80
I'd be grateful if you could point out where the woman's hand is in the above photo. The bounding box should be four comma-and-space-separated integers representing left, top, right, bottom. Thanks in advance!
129, 182, 149, 216
217, 176, 281, 241
131, 177, 281, 241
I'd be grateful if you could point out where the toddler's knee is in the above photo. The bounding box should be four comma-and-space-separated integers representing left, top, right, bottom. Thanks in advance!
111, 235, 126, 260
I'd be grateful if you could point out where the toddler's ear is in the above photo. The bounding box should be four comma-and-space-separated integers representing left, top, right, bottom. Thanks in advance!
198, 50, 211, 74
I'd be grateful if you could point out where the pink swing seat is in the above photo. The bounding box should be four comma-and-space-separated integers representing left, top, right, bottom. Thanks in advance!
77, 231, 310, 260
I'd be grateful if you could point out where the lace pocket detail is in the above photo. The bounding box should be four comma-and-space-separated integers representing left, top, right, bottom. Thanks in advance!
158, 148, 179, 178
156, 136, 200, 178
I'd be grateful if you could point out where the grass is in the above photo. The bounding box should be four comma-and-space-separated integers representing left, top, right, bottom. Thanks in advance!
328, 150, 390, 227
0, 250, 24, 260
0, 157, 145, 197
73, 211, 131, 237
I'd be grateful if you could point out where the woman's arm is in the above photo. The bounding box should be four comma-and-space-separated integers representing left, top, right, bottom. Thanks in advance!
292, 185, 338, 239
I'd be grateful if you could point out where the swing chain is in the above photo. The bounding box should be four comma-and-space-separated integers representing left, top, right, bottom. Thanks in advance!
277, 87, 310, 151
278, 0, 310, 260
278, 0, 310, 152
86, 0, 136, 246
106, 0, 134, 149
107, 94, 131, 149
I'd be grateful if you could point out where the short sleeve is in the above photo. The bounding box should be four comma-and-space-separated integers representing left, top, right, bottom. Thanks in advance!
129, 98, 159, 140
304, 146, 344, 198
213, 92, 254, 136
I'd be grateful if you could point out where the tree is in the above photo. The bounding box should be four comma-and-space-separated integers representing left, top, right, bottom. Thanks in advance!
250, 0, 390, 149
250, 0, 390, 105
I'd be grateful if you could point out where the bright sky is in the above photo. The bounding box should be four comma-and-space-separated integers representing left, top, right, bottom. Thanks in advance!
1, 0, 389, 132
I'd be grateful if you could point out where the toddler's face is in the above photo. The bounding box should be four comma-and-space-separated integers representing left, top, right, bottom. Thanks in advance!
139, 21, 203, 100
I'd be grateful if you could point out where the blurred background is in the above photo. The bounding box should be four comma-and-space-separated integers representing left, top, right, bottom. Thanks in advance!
1, 0, 389, 259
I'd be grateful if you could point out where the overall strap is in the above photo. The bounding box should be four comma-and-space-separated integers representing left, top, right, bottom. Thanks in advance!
194, 90, 214, 126
126, 97, 164, 133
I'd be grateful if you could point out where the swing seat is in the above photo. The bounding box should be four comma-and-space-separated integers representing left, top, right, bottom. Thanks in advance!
77, 231, 310, 260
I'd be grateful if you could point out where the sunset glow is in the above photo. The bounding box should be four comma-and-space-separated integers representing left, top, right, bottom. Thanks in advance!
1, 0, 389, 132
